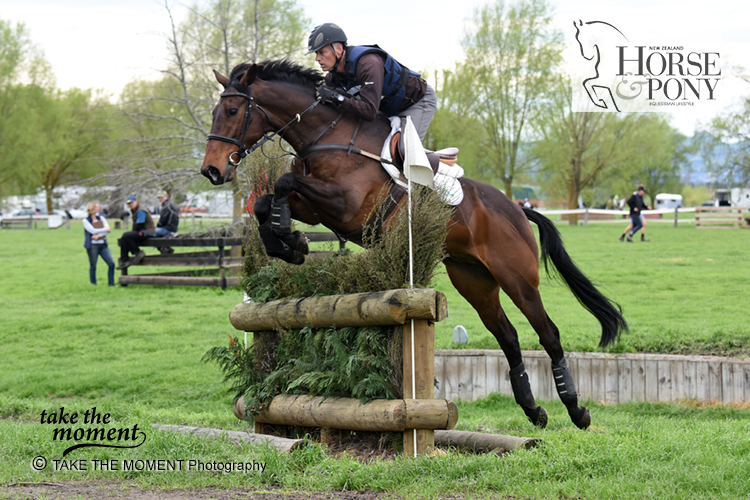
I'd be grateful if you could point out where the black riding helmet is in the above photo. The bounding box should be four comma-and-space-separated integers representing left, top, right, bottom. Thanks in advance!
307, 23, 347, 54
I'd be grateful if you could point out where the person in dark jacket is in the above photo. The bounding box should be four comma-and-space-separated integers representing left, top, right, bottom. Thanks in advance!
154, 192, 180, 255
619, 185, 650, 242
307, 23, 436, 142
155, 192, 179, 237
118, 195, 155, 269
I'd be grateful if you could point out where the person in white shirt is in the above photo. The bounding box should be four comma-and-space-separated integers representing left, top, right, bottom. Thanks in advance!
83, 202, 116, 286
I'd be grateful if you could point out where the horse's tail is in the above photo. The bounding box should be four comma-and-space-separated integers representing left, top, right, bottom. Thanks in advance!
523, 208, 628, 347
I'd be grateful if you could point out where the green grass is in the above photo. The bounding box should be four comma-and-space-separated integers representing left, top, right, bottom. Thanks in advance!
1, 222, 749, 499
433, 221, 750, 355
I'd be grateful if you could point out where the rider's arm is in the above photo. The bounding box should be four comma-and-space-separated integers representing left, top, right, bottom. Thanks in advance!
337, 53, 385, 121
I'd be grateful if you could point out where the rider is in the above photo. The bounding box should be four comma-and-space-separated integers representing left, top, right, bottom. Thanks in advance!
308, 23, 437, 143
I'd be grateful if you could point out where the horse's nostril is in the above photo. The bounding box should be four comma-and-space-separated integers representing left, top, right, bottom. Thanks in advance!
202, 165, 224, 185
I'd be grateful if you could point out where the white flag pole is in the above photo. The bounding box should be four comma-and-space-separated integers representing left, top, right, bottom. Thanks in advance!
404, 118, 418, 458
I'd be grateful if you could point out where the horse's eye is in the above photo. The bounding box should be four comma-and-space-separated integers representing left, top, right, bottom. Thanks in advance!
228, 108, 239, 117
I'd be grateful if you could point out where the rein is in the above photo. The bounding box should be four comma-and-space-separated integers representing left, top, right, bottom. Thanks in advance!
206, 80, 321, 178
207, 80, 393, 175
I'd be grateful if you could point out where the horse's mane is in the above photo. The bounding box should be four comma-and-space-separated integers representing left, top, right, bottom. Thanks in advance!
229, 59, 324, 89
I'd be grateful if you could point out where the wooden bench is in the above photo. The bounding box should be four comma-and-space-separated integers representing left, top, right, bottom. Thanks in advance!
117, 232, 346, 289
1, 217, 34, 230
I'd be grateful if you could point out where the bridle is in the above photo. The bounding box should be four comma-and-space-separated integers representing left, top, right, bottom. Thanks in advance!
207, 78, 394, 183
206, 79, 320, 182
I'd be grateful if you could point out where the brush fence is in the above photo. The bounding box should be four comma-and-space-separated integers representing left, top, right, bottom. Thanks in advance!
435, 350, 750, 404
229, 288, 456, 456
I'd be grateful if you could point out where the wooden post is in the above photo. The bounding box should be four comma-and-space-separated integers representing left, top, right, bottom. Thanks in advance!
403, 318, 435, 456
674, 207, 679, 228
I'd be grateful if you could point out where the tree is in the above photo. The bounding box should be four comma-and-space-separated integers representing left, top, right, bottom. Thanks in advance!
0, 18, 55, 197
447, 0, 562, 197
0, 85, 109, 211
105, 0, 309, 217
700, 75, 750, 187
423, 70, 488, 180
534, 76, 687, 221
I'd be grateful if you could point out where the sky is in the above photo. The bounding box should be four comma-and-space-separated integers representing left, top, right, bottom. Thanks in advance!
2, 0, 749, 136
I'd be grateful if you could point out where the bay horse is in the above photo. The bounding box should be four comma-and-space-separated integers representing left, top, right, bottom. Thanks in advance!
201, 59, 627, 429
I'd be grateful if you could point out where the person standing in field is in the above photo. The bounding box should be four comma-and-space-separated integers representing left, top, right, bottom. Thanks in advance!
83, 202, 115, 286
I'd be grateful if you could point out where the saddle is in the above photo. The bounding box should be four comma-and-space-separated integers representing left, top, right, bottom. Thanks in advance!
379, 117, 464, 205
388, 130, 460, 174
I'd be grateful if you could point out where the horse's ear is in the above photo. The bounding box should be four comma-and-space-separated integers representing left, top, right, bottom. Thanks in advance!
214, 70, 229, 89
241, 64, 258, 86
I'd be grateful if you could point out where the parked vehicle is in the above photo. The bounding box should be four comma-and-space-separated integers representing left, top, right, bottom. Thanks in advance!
654, 193, 682, 209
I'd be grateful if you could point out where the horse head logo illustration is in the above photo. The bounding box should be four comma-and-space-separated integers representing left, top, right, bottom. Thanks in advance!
573, 20, 632, 112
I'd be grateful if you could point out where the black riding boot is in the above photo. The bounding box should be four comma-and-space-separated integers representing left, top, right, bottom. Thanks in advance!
551, 356, 590, 429
509, 362, 548, 428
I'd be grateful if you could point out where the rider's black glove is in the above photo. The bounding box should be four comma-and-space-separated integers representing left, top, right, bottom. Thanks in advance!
316, 86, 345, 105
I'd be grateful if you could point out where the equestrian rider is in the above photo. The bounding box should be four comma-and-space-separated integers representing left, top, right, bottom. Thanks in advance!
308, 23, 437, 142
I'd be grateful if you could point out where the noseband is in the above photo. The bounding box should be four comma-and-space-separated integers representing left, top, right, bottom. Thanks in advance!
206, 79, 320, 178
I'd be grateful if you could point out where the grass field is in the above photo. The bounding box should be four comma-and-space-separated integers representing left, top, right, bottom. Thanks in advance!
0, 221, 749, 499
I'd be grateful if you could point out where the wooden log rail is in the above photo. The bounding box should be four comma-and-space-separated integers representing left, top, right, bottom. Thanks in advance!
118, 232, 346, 289
118, 236, 243, 289
231, 288, 449, 456
233, 395, 458, 432
694, 207, 746, 229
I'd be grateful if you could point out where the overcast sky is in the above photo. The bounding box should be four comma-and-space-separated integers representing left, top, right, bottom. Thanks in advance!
2, 0, 748, 136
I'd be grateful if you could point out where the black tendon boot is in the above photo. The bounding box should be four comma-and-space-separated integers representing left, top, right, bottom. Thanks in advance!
509, 362, 548, 428
270, 198, 292, 237
258, 219, 305, 265
551, 356, 591, 429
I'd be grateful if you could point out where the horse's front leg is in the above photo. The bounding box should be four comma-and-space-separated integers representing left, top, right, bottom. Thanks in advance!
254, 193, 307, 265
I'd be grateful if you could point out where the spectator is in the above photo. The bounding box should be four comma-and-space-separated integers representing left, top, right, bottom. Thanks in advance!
619, 185, 650, 242
118, 195, 155, 269
154, 192, 180, 255
83, 202, 115, 286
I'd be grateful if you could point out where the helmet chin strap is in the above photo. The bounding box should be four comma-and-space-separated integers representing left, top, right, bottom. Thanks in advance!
332, 43, 345, 73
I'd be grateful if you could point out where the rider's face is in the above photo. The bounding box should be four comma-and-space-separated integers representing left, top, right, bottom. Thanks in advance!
315, 44, 342, 72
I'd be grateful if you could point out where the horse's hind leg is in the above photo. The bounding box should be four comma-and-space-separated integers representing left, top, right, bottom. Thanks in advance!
503, 278, 590, 429
444, 258, 548, 428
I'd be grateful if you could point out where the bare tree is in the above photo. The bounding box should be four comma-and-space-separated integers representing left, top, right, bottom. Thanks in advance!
97, 0, 309, 221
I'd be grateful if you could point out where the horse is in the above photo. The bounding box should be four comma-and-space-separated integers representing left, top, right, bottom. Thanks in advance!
200, 59, 627, 430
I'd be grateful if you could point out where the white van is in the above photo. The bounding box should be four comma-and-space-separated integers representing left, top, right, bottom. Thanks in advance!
655, 193, 682, 209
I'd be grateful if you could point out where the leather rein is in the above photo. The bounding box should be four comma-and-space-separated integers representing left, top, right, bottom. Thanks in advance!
206, 80, 404, 243
206, 80, 393, 177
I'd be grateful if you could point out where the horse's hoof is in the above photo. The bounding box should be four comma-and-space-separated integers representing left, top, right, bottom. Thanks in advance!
528, 406, 548, 428
571, 406, 591, 430
293, 231, 309, 255
291, 252, 306, 265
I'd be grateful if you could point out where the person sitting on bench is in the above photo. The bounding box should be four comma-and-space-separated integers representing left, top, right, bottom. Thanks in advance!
118, 195, 155, 269
154, 191, 180, 254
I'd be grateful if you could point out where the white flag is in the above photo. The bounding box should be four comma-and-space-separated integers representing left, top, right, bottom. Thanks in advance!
402, 117, 434, 189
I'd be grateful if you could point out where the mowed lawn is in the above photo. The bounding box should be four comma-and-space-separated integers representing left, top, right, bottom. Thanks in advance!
0, 219, 749, 499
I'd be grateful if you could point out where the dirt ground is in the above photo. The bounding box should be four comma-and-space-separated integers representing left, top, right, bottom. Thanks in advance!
0, 481, 396, 500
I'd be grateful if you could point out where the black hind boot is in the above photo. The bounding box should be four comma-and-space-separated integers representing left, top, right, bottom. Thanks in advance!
551, 356, 590, 429
509, 362, 548, 428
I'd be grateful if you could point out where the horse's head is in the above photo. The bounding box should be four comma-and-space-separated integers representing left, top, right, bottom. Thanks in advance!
201, 64, 265, 185
573, 20, 595, 61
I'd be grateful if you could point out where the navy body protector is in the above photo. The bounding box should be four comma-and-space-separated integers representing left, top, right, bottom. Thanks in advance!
338, 45, 420, 116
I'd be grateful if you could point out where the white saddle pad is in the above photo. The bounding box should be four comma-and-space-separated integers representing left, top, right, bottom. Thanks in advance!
380, 118, 464, 206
